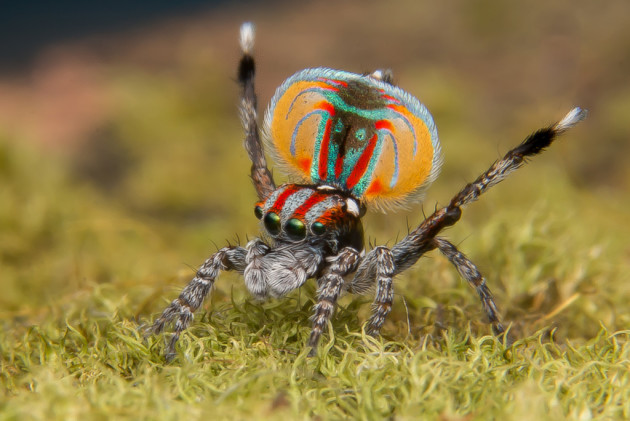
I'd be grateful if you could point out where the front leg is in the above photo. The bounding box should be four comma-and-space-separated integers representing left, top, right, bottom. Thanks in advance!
350, 246, 397, 336
364, 247, 396, 336
150, 246, 247, 360
308, 247, 361, 355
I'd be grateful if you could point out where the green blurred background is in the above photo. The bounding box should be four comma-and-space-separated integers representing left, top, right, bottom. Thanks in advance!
0, 0, 628, 336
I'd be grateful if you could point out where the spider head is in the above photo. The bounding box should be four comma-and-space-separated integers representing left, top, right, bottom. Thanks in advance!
254, 184, 365, 253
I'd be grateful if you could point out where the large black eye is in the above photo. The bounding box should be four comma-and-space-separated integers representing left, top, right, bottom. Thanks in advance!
254, 205, 263, 220
311, 221, 326, 236
285, 218, 306, 240
264, 212, 281, 235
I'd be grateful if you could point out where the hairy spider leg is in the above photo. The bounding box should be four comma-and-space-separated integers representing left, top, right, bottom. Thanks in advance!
150, 241, 269, 360
308, 247, 361, 355
238, 22, 275, 200
364, 247, 396, 335
434, 237, 505, 337
391, 107, 587, 272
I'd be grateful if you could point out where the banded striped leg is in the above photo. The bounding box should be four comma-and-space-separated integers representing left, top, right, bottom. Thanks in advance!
364, 247, 396, 336
150, 246, 247, 360
433, 238, 506, 339
238, 22, 275, 200
391, 107, 588, 273
308, 247, 361, 355
448, 107, 587, 210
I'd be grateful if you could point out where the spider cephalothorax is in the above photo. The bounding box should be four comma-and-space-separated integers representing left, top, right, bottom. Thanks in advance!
254, 184, 364, 253
246, 184, 364, 300
149, 23, 586, 359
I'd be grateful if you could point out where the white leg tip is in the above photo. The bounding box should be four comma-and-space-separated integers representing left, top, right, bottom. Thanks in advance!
240, 22, 255, 55
555, 107, 588, 133
371, 70, 384, 80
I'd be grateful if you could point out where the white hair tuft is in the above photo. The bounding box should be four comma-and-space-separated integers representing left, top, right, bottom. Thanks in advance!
371, 70, 383, 80
554, 107, 587, 133
240, 22, 255, 54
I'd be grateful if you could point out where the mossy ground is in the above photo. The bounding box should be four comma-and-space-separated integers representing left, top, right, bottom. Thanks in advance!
1, 17, 630, 419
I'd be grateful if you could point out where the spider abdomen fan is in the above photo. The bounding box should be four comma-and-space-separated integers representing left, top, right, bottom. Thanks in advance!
264, 68, 442, 211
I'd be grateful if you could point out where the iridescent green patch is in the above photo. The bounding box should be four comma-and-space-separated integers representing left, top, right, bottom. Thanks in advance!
264, 212, 281, 235
285, 218, 306, 240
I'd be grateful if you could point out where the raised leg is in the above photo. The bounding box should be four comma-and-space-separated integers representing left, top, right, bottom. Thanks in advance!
238, 22, 275, 200
448, 107, 587, 209
150, 246, 247, 360
391, 107, 587, 273
433, 237, 506, 338
308, 247, 361, 354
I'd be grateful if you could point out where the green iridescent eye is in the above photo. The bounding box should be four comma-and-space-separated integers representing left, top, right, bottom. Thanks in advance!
285, 218, 306, 240
264, 212, 281, 235
311, 221, 326, 235
254, 205, 263, 220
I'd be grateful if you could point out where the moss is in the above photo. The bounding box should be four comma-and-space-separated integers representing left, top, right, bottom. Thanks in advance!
1, 50, 629, 421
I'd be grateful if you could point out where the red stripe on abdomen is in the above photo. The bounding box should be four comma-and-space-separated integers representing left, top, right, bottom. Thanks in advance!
375, 119, 393, 131
317, 117, 334, 181
345, 133, 378, 190
334, 150, 344, 179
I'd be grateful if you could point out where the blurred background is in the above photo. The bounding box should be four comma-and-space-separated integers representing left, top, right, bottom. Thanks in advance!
1, 0, 628, 337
